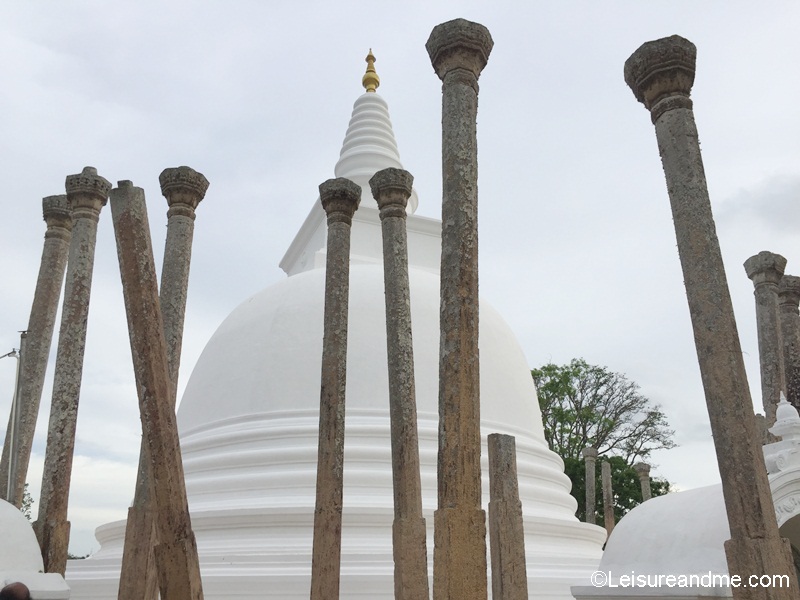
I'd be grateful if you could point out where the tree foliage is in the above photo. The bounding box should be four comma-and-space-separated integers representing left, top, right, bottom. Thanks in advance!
533, 359, 676, 464
21, 483, 33, 521
532, 359, 675, 522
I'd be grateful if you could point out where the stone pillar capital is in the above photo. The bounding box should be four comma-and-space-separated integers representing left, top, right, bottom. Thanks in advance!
744, 251, 787, 287
581, 447, 598, 460
42, 195, 72, 238
319, 178, 360, 224
159, 166, 209, 215
779, 275, 800, 309
426, 18, 493, 83
633, 462, 651, 477
65, 166, 111, 214
624, 35, 696, 123
369, 168, 413, 217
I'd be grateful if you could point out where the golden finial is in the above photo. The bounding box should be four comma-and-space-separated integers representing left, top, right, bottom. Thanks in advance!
362, 48, 380, 93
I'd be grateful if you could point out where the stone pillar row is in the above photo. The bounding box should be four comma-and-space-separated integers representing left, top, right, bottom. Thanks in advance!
110, 180, 203, 600
0, 195, 72, 508
3, 165, 208, 597
36, 167, 110, 576
741, 252, 800, 427
118, 167, 209, 600
625, 35, 798, 597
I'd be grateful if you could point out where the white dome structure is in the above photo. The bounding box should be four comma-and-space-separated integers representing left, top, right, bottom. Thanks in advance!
572, 399, 800, 600
66, 66, 605, 599
0, 499, 70, 598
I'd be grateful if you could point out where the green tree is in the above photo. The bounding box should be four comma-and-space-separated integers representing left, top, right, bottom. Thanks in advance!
532, 359, 675, 524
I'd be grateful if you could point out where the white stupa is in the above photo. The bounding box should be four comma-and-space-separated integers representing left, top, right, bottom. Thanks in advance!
66, 53, 605, 599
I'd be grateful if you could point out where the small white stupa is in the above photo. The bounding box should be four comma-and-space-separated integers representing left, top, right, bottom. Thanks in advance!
0, 499, 70, 598
66, 52, 605, 599
572, 394, 800, 600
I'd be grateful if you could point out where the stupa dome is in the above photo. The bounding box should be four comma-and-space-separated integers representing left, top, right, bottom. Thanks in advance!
66, 57, 605, 599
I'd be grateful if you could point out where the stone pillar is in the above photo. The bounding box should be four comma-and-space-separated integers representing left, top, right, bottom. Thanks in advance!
600, 460, 614, 536
118, 167, 208, 600
309, 178, 360, 600
426, 18, 493, 600
369, 168, 429, 600
778, 275, 800, 412
110, 180, 203, 600
0, 195, 72, 508
625, 36, 798, 597
633, 462, 652, 501
744, 251, 787, 428
488, 434, 528, 600
34, 168, 109, 575
581, 447, 598, 524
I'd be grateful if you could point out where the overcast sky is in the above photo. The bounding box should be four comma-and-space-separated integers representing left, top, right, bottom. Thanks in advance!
1, 1, 799, 556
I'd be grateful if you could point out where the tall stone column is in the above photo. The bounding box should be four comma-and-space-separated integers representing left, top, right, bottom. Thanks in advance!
118, 166, 209, 600
35, 167, 110, 575
625, 36, 798, 597
110, 180, 203, 600
369, 168, 429, 600
581, 447, 598, 524
426, 18, 493, 600
744, 251, 787, 428
310, 177, 360, 600
778, 275, 800, 411
633, 462, 652, 501
600, 460, 614, 536
0, 195, 72, 507
488, 434, 529, 600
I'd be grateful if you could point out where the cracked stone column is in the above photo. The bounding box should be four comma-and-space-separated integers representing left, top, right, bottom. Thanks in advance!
778, 275, 800, 412
488, 434, 528, 600
581, 447, 598, 524
426, 18, 493, 600
0, 195, 72, 508
633, 462, 652, 501
369, 167, 429, 600
119, 167, 208, 600
34, 167, 110, 575
745, 251, 787, 428
110, 180, 204, 600
600, 460, 614, 536
310, 177, 360, 600
625, 35, 798, 597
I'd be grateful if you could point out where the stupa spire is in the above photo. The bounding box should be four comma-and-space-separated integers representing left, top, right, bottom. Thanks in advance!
362, 49, 380, 92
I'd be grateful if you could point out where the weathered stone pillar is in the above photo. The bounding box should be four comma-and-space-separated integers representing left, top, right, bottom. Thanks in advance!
118, 167, 209, 600
625, 36, 798, 597
488, 434, 528, 600
310, 177, 360, 600
369, 167, 429, 600
0, 196, 72, 508
34, 168, 109, 575
581, 447, 598, 524
426, 18, 493, 600
110, 180, 203, 600
600, 460, 614, 536
778, 275, 800, 412
633, 462, 652, 501
745, 251, 787, 428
